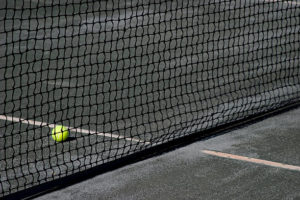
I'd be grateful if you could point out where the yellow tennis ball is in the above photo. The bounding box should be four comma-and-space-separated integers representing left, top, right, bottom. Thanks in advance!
52, 125, 69, 142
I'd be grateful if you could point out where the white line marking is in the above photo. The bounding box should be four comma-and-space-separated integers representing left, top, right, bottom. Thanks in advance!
259, 0, 300, 5
46, 81, 76, 88
203, 150, 300, 172
0, 115, 149, 144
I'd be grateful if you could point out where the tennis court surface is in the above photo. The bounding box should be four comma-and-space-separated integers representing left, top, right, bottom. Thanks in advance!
35, 105, 300, 200
1, 0, 300, 198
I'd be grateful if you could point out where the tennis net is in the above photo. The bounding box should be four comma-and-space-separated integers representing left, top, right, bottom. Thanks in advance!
1, 0, 300, 198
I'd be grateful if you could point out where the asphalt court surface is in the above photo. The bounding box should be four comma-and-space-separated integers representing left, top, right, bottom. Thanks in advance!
1, 0, 300, 197
36, 105, 300, 199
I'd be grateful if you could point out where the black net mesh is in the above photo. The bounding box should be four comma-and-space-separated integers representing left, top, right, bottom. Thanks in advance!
1, 0, 300, 197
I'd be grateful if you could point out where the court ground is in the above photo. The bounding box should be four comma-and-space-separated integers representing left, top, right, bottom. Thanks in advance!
35, 106, 300, 200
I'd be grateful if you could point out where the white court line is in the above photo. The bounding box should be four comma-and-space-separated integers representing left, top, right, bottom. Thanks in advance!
0, 115, 149, 144
46, 81, 76, 88
203, 150, 300, 172
261, 0, 300, 5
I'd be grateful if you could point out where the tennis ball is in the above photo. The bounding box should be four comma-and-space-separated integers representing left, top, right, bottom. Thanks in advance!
52, 125, 69, 142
